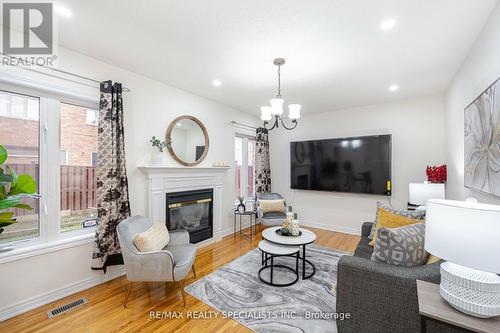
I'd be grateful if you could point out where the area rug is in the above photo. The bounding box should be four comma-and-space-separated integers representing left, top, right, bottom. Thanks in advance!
185, 244, 350, 333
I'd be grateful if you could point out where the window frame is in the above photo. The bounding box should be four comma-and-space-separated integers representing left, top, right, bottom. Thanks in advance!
234, 128, 256, 205
0, 84, 99, 255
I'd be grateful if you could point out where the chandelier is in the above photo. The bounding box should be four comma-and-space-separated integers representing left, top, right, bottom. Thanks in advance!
260, 58, 301, 130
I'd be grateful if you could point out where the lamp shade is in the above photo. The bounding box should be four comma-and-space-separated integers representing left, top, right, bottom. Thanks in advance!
288, 104, 301, 120
270, 98, 284, 115
260, 106, 272, 121
425, 199, 500, 274
408, 183, 445, 205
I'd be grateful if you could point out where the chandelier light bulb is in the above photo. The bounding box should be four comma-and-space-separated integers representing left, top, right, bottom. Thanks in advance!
260, 106, 272, 121
270, 97, 284, 116
288, 104, 301, 120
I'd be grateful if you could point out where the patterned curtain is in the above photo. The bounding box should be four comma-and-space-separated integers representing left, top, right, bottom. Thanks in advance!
255, 127, 271, 195
92, 81, 131, 272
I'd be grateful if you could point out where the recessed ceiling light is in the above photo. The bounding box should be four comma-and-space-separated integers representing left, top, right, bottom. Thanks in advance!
380, 18, 397, 31
388, 84, 399, 92
54, 5, 72, 18
212, 79, 222, 87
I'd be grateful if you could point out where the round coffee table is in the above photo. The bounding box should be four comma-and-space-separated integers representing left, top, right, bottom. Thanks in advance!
262, 226, 317, 279
258, 240, 300, 287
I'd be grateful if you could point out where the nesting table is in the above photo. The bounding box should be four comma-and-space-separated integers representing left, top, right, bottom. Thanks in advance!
261, 226, 317, 281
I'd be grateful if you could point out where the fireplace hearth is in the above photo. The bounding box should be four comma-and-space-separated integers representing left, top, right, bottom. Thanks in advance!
165, 189, 213, 244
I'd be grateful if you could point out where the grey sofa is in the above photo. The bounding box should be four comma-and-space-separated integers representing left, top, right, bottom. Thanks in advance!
256, 192, 290, 227
336, 222, 465, 333
117, 216, 197, 307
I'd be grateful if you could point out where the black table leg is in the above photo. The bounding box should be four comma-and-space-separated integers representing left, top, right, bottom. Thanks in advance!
420, 316, 427, 333
270, 256, 274, 284
296, 252, 299, 275
302, 244, 306, 279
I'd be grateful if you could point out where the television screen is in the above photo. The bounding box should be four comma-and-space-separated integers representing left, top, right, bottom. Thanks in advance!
290, 135, 392, 195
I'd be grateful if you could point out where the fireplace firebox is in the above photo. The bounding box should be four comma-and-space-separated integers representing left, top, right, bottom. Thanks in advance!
165, 189, 213, 244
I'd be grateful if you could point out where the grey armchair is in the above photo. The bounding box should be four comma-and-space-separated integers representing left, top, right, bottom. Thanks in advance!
256, 193, 290, 227
116, 215, 197, 308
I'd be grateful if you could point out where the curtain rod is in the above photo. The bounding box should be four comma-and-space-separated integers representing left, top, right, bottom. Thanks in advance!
1, 53, 131, 92
231, 121, 258, 130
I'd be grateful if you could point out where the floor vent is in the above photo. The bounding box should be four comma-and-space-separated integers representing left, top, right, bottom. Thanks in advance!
47, 297, 88, 318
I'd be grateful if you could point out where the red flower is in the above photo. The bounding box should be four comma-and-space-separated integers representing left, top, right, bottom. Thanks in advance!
426, 165, 447, 183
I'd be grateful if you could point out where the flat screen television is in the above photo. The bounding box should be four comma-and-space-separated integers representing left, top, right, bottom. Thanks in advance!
290, 134, 392, 195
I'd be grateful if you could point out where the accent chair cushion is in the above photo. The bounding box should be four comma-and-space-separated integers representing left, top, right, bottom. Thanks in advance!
371, 223, 429, 267
368, 207, 424, 247
259, 199, 285, 214
133, 222, 170, 252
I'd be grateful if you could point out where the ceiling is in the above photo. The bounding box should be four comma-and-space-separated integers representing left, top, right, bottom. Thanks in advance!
55, 0, 498, 115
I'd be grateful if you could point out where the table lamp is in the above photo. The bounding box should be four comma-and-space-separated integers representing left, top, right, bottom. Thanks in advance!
408, 183, 445, 208
425, 199, 500, 318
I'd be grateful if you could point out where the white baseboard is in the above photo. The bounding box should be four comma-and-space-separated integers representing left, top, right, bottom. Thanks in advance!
300, 220, 360, 236
217, 220, 254, 238
0, 268, 125, 322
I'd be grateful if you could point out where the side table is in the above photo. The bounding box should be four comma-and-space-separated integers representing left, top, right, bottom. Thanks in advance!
233, 210, 257, 239
417, 280, 500, 333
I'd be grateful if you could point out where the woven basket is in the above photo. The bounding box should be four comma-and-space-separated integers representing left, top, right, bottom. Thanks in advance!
440, 262, 500, 318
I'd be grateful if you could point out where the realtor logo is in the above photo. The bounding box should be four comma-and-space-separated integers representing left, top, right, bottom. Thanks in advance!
2, 2, 53, 54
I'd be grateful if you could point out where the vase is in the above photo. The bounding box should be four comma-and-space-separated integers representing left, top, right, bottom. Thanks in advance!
151, 151, 168, 166
291, 219, 300, 236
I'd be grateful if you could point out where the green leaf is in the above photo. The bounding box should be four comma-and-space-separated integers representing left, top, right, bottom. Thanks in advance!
0, 145, 7, 165
0, 196, 21, 210
8, 174, 36, 195
14, 203, 33, 210
0, 212, 15, 223
0, 186, 6, 200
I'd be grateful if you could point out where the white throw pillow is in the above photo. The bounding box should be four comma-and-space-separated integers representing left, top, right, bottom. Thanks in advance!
133, 223, 170, 252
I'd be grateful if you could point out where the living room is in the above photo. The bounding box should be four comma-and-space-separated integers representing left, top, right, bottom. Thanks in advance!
0, 1, 499, 332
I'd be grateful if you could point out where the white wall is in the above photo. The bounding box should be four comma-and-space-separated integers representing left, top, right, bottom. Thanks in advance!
0, 46, 258, 320
269, 95, 446, 234
446, 2, 500, 204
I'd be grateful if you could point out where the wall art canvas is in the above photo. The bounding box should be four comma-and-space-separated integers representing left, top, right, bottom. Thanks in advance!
464, 77, 500, 197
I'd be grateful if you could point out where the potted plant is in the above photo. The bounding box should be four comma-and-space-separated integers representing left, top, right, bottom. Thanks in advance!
0, 145, 39, 236
149, 136, 170, 165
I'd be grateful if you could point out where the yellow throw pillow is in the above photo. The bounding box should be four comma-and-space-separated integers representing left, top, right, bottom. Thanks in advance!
425, 255, 441, 264
259, 199, 285, 214
133, 223, 170, 252
368, 207, 423, 247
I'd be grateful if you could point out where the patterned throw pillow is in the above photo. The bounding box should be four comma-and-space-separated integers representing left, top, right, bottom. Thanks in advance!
259, 199, 285, 214
133, 223, 170, 252
369, 202, 426, 240
371, 223, 429, 267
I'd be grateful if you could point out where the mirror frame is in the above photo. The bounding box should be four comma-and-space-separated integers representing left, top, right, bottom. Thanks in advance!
165, 115, 209, 167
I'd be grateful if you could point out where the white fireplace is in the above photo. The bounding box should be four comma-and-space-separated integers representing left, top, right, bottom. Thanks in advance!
139, 166, 230, 245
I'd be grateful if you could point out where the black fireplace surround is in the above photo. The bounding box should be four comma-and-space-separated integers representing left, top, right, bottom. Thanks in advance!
165, 189, 213, 244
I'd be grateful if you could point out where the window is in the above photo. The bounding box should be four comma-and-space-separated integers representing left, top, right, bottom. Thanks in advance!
0, 91, 40, 244
91, 152, 98, 167
60, 150, 68, 165
0, 92, 39, 120
234, 134, 256, 202
60, 103, 98, 233
0, 88, 99, 247
85, 109, 98, 125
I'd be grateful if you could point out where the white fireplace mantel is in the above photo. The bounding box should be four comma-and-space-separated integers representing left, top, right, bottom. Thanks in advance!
138, 166, 230, 245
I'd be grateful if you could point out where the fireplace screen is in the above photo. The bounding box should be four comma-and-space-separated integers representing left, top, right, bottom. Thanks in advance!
166, 189, 213, 243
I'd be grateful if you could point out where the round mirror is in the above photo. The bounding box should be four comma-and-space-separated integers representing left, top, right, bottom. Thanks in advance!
166, 116, 209, 166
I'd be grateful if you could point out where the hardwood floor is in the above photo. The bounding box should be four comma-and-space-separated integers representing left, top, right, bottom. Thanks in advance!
0, 226, 360, 333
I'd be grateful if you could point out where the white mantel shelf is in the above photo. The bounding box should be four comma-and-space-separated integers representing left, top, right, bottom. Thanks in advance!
138, 166, 230, 177
139, 165, 230, 246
